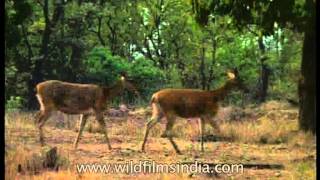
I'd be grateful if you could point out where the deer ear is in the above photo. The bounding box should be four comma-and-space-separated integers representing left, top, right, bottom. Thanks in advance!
233, 68, 239, 76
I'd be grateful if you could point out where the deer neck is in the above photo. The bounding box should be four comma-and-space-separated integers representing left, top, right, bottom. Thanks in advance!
210, 80, 235, 101
103, 80, 125, 99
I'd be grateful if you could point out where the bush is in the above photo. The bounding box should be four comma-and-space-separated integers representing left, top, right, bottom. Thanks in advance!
85, 47, 130, 85
84, 47, 165, 104
5, 96, 24, 111
128, 56, 165, 97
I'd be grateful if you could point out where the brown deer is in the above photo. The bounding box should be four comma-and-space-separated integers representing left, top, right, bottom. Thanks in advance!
141, 70, 247, 154
35, 74, 139, 149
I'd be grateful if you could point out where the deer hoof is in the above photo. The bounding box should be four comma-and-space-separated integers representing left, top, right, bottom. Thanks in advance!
160, 133, 169, 138
40, 141, 46, 147
140, 146, 146, 152
160, 135, 167, 138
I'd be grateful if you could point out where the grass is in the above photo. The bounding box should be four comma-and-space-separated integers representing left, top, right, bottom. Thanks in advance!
294, 161, 316, 179
218, 117, 297, 144
5, 101, 316, 179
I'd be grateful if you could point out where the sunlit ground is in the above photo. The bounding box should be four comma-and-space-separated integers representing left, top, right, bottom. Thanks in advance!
5, 101, 316, 179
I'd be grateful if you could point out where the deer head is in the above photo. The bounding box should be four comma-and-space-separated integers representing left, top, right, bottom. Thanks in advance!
226, 68, 249, 93
119, 72, 141, 98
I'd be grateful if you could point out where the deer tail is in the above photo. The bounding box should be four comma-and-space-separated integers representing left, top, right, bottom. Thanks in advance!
149, 94, 157, 105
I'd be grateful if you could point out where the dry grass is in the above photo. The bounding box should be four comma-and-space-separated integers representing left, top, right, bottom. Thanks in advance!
5, 101, 316, 179
218, 117, 297, 144
5, 145, 31, 179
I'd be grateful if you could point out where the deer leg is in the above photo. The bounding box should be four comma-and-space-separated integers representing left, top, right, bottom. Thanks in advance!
164, 116, 182, 154
208, 119, 221, 134
161, 117, 176, 138
66, 114, 71, 129
95, 112, 112, 150
34, 111, 41, 125
168, 136, 182, 155
73, 114, 89, 149
199, 117, 205, 152
205, 117, 221, 152
141, 102, 163, 152
36, 110, 51, 146
141, 115, 161, 152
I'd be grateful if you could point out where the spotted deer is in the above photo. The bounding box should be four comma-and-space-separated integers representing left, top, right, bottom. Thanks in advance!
35, 74, 139, 149
141, 70, 247, 154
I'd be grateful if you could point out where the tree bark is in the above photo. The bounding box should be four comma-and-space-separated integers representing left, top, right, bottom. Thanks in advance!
106, 17, 117, 56
207, 32, 217, 90
97, 16, 106, 46
27, 0, 50, 109
255, 36, 271, 103
200, 40, 206, 90
298, 0, 315, 134
27, 0, 64, 109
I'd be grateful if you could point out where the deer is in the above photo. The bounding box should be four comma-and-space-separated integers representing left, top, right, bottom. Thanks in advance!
141, 69, 247, 154
35, 73, 139, 150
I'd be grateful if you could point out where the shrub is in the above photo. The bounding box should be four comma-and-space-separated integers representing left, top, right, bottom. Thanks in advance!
84, 47, 165, 104
5, 96, 24, 111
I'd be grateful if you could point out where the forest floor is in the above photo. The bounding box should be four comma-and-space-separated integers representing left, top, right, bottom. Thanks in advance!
5, 101, 316, 179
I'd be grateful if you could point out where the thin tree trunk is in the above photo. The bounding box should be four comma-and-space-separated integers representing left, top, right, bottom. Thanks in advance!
256, 36, 271, 102
207, 33, 217, 90
200, 40, 206, 90
97, 16, 106, 46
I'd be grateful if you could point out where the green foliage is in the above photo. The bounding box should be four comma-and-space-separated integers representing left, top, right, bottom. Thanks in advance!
192, 0, 308, 34
85, 47, 164, 98
215, 33, 259, 85
264, 29, 302, 100
164, 65, 183, 88
128, 57, 165, 96
5, 0, 33, 48
4, 0, 305, 108
29, 18, 45, 32
6, 96, 24, 111
85, 47, 130, 85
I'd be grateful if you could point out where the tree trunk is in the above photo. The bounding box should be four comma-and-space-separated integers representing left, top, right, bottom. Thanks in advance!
256, 36, 270, 103
97, 16, 106, 46
27, 0, 51, 109
259, 57, 271, 102
27, 0, 65, 109
68, 44, 83, 81
298, 0, 315, 134
207, 33, 217, 90
200, 40, 206, 90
